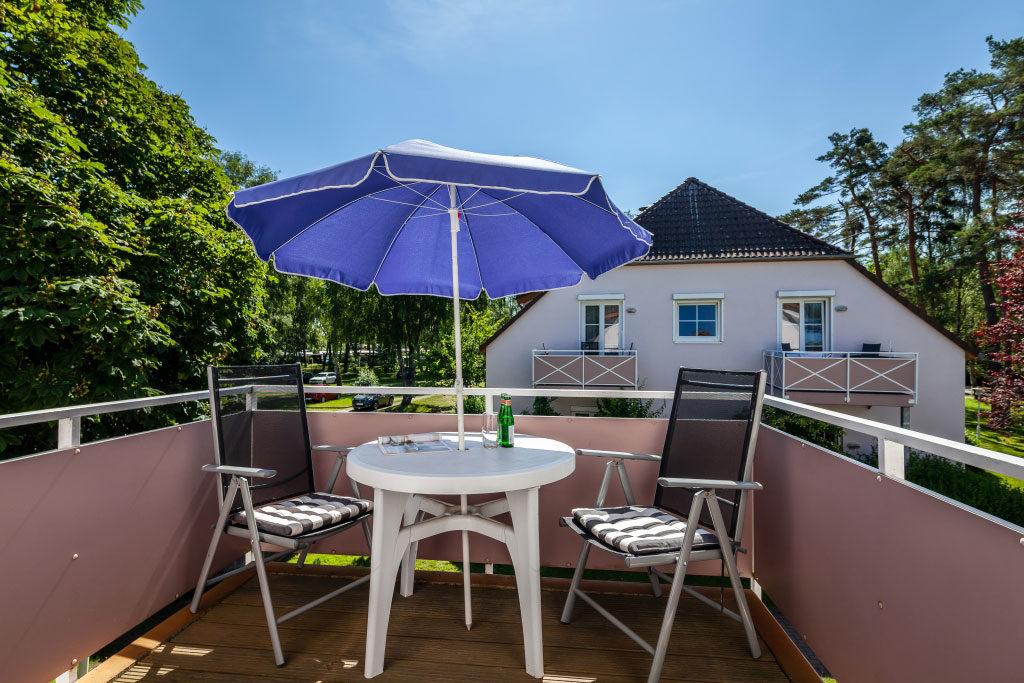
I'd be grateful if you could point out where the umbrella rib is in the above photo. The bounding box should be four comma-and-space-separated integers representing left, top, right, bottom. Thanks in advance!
372, 168, 449, 210
475, 189, 591, 278
460, 192, 527, 211
267, 183, 421, 258
369, 184, 446, 287
455, 185, 486, 298
457, 186, 483, 208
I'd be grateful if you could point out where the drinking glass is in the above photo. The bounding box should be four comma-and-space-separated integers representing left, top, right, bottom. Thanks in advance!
481, 411, 498, 448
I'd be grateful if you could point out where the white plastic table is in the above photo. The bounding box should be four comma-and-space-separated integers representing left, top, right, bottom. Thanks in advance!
347, 433, 575, 679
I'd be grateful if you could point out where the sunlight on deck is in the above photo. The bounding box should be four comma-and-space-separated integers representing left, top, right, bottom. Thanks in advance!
99, 566, 790, 682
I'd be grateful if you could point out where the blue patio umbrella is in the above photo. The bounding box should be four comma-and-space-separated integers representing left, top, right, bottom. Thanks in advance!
227, 140, 652, 449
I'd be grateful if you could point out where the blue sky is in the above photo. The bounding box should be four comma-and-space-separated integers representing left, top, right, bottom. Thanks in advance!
123, 0, 1022, 216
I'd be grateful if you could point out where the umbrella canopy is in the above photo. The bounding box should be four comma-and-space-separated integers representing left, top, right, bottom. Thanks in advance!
227, 140, 653, 447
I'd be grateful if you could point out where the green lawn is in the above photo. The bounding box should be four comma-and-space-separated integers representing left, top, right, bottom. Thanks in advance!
302, 359, 461, 413
965, 395, 1024, 489
306, 396, 353, 410
965, 396, 1024, 457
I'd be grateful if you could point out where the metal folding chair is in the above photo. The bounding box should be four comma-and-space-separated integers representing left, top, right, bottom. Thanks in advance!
559, 367, 767, 683
189, 364, 373, 666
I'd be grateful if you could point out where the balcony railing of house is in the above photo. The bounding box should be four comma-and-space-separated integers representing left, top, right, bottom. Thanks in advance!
762, 349, 918, 406
2, 382, 1023, 682
532, 348, 639, 389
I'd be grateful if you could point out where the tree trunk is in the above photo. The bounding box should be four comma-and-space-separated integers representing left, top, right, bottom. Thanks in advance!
868, 223, 882, 279
342, 343, 352, 375
970, 178, 999, 326
905, 198, 924, 309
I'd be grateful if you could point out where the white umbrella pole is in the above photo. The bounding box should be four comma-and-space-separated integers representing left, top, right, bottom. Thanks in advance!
448, 184, 466, 451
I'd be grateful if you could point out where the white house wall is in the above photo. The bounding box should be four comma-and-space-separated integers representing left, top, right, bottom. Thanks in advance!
485, 259, 966, 443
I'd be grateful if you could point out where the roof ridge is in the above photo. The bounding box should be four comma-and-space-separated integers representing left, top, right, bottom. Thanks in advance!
634, 177, 849, 262
683, 178, 849, 255
634, 178, 697, 220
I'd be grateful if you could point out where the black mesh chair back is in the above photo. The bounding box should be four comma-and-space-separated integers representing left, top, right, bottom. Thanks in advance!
861, 343, 882, 357
208, 364, 314, 512
653, 368, 764, 541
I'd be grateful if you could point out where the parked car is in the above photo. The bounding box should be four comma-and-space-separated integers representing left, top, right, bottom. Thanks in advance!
352, 393, 395, 411
310, 371, 337, 384
305, 377, 333, 403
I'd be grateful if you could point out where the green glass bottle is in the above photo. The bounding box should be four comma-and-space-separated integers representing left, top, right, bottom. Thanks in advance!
498, 393, 514, 447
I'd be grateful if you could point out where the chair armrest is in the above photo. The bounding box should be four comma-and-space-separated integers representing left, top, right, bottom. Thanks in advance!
201, 464, 277, 479
657, 477, 762, 491
312, 444, 353, 453
575, 448, 661, 461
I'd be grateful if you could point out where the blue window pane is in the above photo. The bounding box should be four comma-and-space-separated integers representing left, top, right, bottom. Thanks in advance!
697, 304, 716, 320
697, 320, 717, 337
805, 326, 823, 350
804, 302, 823, 324
678, 321, 696, 337
677, 304, 696, 321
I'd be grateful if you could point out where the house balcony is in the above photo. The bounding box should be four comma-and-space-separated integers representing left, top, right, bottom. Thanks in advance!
762, 350, 918, 406
3, 384, 1022, 682
532, 348, 638, 389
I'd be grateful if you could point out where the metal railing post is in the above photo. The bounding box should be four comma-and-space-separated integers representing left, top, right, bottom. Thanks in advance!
913, 352, 919, 405
846, 352, 850, 403
781, 352, 786, 398
879, 437, 906, 479
57, 416, 81, 450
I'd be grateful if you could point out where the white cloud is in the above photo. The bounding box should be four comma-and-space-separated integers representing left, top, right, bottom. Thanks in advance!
290, 0, 571, 67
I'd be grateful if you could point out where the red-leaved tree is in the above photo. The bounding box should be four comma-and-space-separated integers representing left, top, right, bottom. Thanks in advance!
979, 217, 1024, 430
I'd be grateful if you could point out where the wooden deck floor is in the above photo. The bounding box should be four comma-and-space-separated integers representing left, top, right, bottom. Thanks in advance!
100, 565, 797, 682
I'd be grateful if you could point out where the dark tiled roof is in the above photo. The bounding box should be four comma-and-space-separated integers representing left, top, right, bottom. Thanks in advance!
635, 178, 850, 262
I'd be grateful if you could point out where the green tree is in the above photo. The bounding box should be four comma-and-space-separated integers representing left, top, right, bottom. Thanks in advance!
0, 1, 270, 455
904, 36, 1024, 326
422, 300, 509, 388
791, 128, 891, 277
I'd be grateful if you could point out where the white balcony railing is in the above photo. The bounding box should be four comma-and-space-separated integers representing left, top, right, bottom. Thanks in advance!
5, 380, 1024, 682
762, 350, 918, 406
531, 349, 638, 389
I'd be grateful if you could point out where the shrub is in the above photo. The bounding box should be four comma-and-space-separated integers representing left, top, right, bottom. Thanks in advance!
462, 395, 484, 414
761, 406, 844, 452
906, 454, 1024, 527
528, 396, 558, 416
595, 381, 664, 418
355, 366, 379, 387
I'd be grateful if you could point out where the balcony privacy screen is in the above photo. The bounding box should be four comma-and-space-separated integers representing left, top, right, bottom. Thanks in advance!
209, 364, 315, 512
654, 368, 761, 538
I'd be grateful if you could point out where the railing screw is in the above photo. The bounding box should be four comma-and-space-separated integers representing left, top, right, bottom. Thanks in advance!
177, 426, 182, 431
878, 600, 884, 610
74, 448, 81, 455
876, 475, 882, 482
1019, 538, 1024, 547
71, 658, 78, 665
72, 553, 79, 560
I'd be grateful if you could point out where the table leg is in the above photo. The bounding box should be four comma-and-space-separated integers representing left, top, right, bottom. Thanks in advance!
399, 496, 421, 597
461, 493, 472, 629
365, 488, 410, 679
507, 487, 543, 679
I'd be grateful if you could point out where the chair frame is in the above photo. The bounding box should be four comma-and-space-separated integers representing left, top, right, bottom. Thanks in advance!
189, 364, 372, 666
559, 369, 767, 683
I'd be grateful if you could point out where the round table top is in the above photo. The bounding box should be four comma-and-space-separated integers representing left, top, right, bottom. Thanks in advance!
347, 433, 575, 495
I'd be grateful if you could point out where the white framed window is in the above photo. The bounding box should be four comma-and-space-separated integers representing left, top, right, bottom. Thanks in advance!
579, 299, 623, 352
672, 293, 723, 343
778, 297, 830, 352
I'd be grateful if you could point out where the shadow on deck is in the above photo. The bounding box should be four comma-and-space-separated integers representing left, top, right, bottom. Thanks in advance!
88, 564, 806, 682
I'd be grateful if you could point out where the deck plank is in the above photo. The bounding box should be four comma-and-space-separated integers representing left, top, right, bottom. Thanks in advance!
109, 570, 790, 682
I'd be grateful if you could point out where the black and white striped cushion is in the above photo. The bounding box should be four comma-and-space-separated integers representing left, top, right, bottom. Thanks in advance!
572, 505, 718, 555
231, 492, 372, 538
